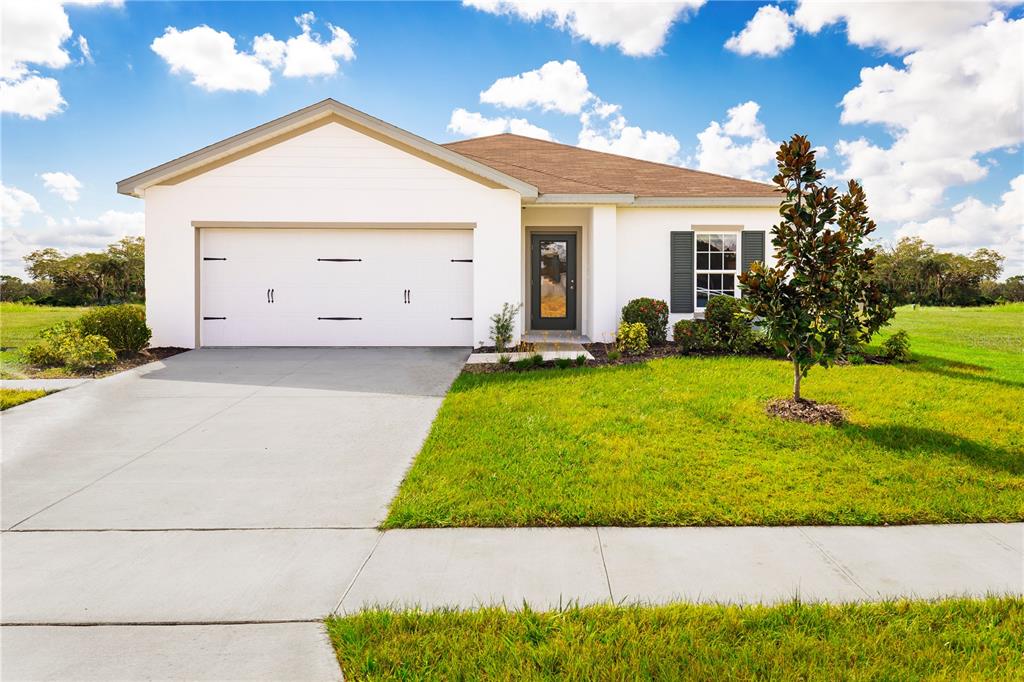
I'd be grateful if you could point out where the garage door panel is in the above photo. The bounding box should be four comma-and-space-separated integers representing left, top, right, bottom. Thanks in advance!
200, 228, 473, 347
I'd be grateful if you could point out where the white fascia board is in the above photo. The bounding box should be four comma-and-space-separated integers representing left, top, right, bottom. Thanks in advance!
533, 193, 635, 205
632, 196, 781, 208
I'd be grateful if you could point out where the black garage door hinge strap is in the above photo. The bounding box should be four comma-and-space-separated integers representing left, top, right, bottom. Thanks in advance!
317, 258, 362, 262
450, 258, 473, 262
450, 317, 472, 321
203, 316, 226, 320
203, 257, 227, 261
318, 316, 363, 320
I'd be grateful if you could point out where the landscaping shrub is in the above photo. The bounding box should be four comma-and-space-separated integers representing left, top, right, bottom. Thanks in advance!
512, 353, 543, 370
606, 349, 621, 361
79, 304, 151, 356
621, 298, 669, 345
617, 322, 649, 356
704, 296, 755, 353
554, 357, 573, 369
21, 321, 116, 370
882, 330, 912, 362
497, 354, 511, 365
489, 303, 521, 352
673, 319, 714, 353
575, 354, 587, 366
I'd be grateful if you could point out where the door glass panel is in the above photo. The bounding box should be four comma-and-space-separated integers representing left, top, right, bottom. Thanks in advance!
539, 239, 568, 318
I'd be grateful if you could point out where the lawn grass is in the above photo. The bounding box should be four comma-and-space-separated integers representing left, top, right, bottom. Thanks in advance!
0, 302, 91, 378
0, 388, 48, 410
385, 304, 1024, 527
327, 598, 1024, 680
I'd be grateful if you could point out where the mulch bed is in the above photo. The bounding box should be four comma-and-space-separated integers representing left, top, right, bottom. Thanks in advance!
766, 398, 846, 426
22, 346, 190, 379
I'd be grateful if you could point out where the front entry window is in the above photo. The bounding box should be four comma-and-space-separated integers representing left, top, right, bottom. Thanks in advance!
538, 239, 568, 318
696, 233, 737, 309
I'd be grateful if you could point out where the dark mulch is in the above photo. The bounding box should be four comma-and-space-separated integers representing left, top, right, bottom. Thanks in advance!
23, 346, 190, 378
584, 342, 682, 366
766, 398, 846, 426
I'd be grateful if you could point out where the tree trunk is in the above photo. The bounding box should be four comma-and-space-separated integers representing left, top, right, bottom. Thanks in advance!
793, 360, 802, 402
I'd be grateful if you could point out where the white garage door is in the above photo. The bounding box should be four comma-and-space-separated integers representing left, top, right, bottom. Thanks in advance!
200, 228, 473, 346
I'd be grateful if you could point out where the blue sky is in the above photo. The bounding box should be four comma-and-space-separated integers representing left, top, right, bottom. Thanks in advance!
2, 1, 1022, 276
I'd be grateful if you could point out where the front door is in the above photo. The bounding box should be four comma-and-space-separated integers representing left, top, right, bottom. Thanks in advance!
530, 233, 577, 331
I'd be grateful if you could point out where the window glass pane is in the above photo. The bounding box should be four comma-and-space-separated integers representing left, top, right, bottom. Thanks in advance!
724, 253, 736, 270
711, 273, 722, 289
710, 236, 723, 253
697, 253, 709, 269
722, 234, 737, 252
697, 293, 708, 308
538, 240, 568, 318
697, 274, 708, 289
723, 290, 734, 298
697, 236, 711, 252
710, 253, 723, 270
723, 274, 735, 289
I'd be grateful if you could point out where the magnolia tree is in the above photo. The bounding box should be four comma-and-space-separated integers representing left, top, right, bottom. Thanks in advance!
740, 135, 893, 402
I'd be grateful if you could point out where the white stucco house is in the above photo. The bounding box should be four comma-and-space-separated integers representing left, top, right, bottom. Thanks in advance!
117, 99, 779, 348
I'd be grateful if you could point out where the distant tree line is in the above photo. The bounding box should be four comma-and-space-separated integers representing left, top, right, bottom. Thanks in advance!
1, 236, 144, 306
872, 237, 1021, 306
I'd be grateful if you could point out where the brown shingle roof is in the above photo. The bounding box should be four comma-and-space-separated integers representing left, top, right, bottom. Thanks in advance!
442, 133, 778, 199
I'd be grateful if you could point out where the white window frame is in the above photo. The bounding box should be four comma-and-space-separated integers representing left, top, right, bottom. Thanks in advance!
693, 227, 741, 312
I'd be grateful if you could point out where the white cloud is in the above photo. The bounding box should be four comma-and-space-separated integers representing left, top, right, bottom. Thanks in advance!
151, 26, 272, 93
897, 175, 1024, 276
40, 171, 82, 202
152, 13, 357, 93
0, 75, 66, 119
694, 101, 778, 181
254, 11, 356, 78
835, 13, 1023, 222
480, 59, 592, 114
1, 208, 144, 278
0, 1, 72, 80
77, 35, 93, 64
1, 184, 43, 228
724, 5, 794, 57
578, 102, 680, 164
792, 1, 997, 53
463, 0, 705, 56
447, 108, 552, 140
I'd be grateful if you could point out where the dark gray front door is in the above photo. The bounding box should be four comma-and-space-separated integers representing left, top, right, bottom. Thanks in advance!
530, 233, 577, 331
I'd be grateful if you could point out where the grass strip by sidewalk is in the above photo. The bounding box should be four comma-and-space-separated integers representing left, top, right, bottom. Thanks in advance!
0, 388, 48, 410
327, 598, 1024, 680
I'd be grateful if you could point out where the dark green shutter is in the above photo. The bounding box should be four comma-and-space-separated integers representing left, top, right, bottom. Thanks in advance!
670, 231, 694, 314
741, 230, 766, 274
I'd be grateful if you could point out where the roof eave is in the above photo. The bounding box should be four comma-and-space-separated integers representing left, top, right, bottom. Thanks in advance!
528, 194, 781, 207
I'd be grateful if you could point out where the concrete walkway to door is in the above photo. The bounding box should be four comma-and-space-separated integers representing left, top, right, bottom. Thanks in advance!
1, 348, 1021, 680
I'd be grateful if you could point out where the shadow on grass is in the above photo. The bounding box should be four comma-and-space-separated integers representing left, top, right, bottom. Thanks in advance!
450, 361, 653, 394
844, 423, 1024, 476
895, 354, 1024, 390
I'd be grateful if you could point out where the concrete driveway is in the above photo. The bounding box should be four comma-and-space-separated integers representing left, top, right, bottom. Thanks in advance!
1, 347, 466, 679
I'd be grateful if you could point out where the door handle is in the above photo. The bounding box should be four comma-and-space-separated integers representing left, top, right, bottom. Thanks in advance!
270, 288, 275, 303
267, 289, 271, 303
407, 289, 411, 304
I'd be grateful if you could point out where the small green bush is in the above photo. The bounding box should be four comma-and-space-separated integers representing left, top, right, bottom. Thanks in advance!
704, 296, 755, 353
847, 353, 865, 365
882, 330, 912, 362
497, 354, 511, 365
489, 303, 521, 352
575, 354, 587, 366
621, 298, 669, 345
554, 357, 573, 369
606, 348, 622, 361
79, 304, 151, 356
673, 319, 714, 353
512, 353, 543, 370
617, 321, 649, 356
22, 321, 116, 371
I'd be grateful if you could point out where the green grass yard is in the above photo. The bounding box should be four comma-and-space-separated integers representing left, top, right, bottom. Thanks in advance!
0, 302, 91, 379
385, 304, 1024, 527
327, 598, 1024, 681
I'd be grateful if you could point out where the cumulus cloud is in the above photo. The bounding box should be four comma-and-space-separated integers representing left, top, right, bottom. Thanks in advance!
480, 59, 592, 114
693, 101, 778, 181
835, 13, 1023, 222
463, 0, 705, 56
897, 175, 1024, 275
40, 171, 83, 202
1, 184, 43, 228
578, 102, 681, 164
0, 1, 116, 119
151, 12, 356, 94
724, 5, 794, 57
447, 108, 552, 140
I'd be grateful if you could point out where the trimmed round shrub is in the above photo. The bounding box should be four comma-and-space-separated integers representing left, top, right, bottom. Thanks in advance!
704, 295, 755, 353
79, 304, 151, 356
621, 298, 669, 345
673, 319, 714, 353
21, 321, 116, 370
617, 321, 649, 355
